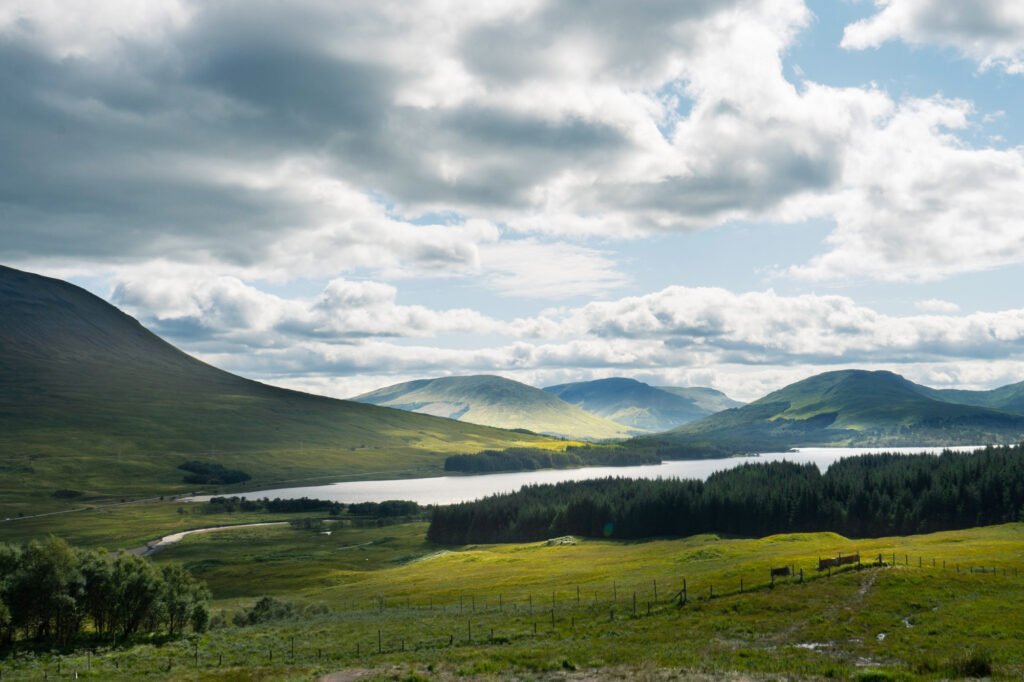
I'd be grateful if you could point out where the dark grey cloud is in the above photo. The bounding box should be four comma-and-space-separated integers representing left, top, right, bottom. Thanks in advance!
0, 0, 841, 271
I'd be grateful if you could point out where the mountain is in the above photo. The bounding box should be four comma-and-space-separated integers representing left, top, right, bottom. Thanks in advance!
542, 377, 739, 431
655, 386, 744, 413
353, 375, 635, 440
915, 382, 1024, 415
659, 369, 1024, 451
0, 265, 559, 511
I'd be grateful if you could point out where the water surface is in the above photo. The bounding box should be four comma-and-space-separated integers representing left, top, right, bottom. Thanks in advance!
191, 446, 979, 506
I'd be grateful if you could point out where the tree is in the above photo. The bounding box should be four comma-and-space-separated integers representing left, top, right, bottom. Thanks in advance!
111, 553, 163, 638
160, 564, 211, 636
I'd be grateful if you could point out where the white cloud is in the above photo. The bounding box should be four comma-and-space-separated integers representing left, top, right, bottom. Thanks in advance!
125, 280, 1024, 401
111, 271, 506, 346
790, 97, 1024, 281
916, 299, 960, 314
842, 0, 1024, 74
479, 239, 629, 298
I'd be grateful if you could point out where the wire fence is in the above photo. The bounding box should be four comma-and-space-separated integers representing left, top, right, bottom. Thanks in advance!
0, 551, 1020, 679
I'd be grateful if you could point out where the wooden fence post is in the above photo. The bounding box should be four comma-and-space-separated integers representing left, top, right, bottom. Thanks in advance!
653, 579, 658, 601
378, 630, 382, 654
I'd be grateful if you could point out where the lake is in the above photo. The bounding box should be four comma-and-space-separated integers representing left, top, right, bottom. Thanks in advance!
190, 446, 981, 506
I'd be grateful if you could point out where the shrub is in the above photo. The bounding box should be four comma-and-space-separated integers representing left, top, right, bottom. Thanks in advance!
177, 461, 251, 485
232, 597, 297, 626
949, 648, 993, 678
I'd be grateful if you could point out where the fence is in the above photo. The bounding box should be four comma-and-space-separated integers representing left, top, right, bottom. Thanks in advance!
0, 552, 1019, 679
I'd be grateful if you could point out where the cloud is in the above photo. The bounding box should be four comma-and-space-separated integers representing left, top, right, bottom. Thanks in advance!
789, 97, 1024, 282
479, 239, 629, 298
553, 286, 1024, 363
3, 0, 1023, 298
842, 0, 1024, 74
111, 271, 507, 347
916, 299, 960, 314
118, 277, 1024, 401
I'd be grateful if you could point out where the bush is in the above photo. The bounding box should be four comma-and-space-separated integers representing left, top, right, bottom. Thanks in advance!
232, 597, 297, 626
177, 461, 251, 485
949, 649, 993, 678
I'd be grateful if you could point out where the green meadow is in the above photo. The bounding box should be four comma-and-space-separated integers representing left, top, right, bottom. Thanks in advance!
2, 504, 1022, 680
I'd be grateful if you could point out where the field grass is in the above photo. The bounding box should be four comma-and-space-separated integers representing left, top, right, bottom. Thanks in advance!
2, 514, 1022, 680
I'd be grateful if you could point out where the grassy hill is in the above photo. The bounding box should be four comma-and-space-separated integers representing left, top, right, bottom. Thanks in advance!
353, 375, 635, 440
0, 265, 563, 513
4, 502, 1022, 679
916, 381, 1024, 415
543, 377, 737, 431
659, 369, 1024, 451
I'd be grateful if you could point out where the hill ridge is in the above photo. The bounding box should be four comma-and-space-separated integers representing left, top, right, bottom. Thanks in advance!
0, 265, 559, 511
354, 375, 635, 440
661, 368, 1024, 450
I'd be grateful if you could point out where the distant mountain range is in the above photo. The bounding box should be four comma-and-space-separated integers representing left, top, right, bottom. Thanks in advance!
5, 264, 1024, 510
662, 369, 1024, 450
543, 377, 741, 432
0, 265, 557, 509
353, 375, 636, 440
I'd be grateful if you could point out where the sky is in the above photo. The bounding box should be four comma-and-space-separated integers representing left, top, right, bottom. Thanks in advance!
2, 0, 1024, 402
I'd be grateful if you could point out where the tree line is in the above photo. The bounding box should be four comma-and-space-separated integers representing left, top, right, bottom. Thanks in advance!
204, 495, 342, 515
444, 446, 660, 473
0, 537, 209, 649
203, 496, 421, 517
428, 445, 1024, 544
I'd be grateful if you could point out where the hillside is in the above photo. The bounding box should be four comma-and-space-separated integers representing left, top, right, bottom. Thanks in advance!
916, 381, 1024, 415
0, 265, 560, 512
659, 369, 1024, 451
353, 375, 634, 440
655, 385, 744, 413
542, 377, 737, 431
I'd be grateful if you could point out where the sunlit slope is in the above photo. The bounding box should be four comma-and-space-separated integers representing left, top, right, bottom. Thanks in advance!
662, 369, 1024, 449
543, 377, 739, 431
353, 375, 634, 440
0, 265, 561, 508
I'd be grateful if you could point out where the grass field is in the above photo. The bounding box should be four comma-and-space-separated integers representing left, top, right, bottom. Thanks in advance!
2, 509, 1023, 680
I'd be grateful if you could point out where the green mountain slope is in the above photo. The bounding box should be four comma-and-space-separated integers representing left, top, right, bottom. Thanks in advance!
915, 382, 1024, 415
353, 375, 634, 440
0, 265, 560, 512
655, 386, 744, 413
660, 369, 1024, 451
542, 377, 737, 431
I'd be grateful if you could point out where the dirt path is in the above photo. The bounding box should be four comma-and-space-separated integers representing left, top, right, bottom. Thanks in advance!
127, 521, 289, 556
